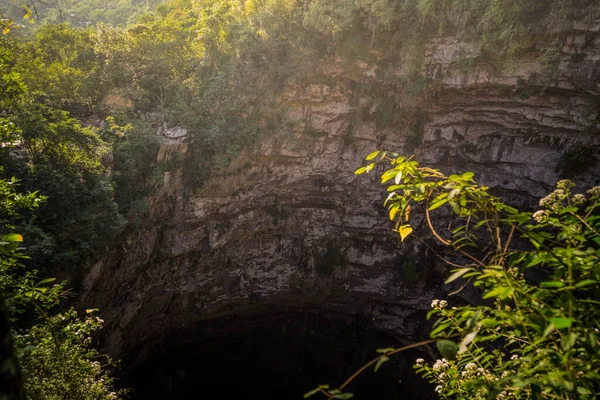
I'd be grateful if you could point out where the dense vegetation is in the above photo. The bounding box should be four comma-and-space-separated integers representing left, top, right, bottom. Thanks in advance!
0, 0, 598, 398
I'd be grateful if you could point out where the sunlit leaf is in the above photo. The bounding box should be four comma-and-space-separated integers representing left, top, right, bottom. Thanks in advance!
394, 171, 403, 185
398, 225, 413, 241
2, 233, 23, 242
483, 286, 514, 300
550, 317, 572, 330
389, 204, 399, 221
445, 267, 473, 284
365, 150, 380, 161
459, 330, 478, 353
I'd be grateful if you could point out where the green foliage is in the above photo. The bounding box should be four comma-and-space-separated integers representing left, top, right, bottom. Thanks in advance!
0, 146, 123, 400
0, 172, 48, 313
0, 37, 125, 278
353, 152, 600, 399
14, 24, 104, 109
15, 309, 124, 400
1, 0, 165, 30
555, 146, 597, 178
109, 119, 160, 219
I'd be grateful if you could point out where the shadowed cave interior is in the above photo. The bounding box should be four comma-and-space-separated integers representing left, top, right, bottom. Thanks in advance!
122, 307, 435, 399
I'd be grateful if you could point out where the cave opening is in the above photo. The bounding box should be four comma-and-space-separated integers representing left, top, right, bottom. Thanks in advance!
122, 307, 434, 399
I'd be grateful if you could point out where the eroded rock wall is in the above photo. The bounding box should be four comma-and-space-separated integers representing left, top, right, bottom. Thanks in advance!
82, 11, 600, 370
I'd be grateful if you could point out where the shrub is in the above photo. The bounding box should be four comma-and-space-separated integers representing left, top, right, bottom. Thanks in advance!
306, 151, 600, 399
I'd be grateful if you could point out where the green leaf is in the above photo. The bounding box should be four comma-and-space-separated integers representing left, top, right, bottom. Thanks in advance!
429, 193, 448, 211
483, 286, 514, 300
376, 347, 395, 354
540, 281, 565, 288
576, 279, 597, 288
448, 188, 461, 200
304, 385, 329, 398
430, 320, 452, 337
436, 340, 458, 361
561, 332, 577, 351
449, 201, 461, 215
381, 169, 399, 183
304, 388, 320, 398
542, 323, 555, 339
333, 394, 354, 399
461, 172, 475, 181
374, 356, 389, 372
465, 310, 482, 330
365, 150, 380, 161
497, 203, 518, 215
2, 233, 23, 242
445, 267, 473, 284
389, 204, 399, 221
36, 278, 56, 286
550, 317, 572, 329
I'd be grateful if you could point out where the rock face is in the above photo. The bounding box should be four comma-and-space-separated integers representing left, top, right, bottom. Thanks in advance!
81, 10, 600, 398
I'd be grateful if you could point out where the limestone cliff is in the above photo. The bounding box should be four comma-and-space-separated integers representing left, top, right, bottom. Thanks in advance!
81, 9, 600, 395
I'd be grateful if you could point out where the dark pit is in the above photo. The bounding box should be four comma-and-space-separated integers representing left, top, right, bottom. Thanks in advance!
122, 307, 434, 399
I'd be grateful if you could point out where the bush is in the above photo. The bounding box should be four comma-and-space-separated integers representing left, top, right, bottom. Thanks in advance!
306, 152, 600, 399
15, 309, 124, 400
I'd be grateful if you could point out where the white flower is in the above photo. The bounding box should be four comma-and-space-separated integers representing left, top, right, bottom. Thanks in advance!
465, 362, 477, 371
431, 299, 440, 309
572, 193, 586, 205
532, 210, 548, 223
511, 354, 519, 360
539, 189, 565, 210
435, 385, 443, 393
415, 358, 425, 367
588, 186, 600, 197
439, 300, 448, 309
432, 359, 448, 371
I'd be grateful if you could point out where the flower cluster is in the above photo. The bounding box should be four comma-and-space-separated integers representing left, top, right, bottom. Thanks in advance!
532, 209, 549, 223
431, 299, 448, 309
539, 189, 565, 210
572, 193, 586, 206
556, 179, 574, 191
432, 358, 449, 371
460, 362, 478, 377
587, 186, 600, 197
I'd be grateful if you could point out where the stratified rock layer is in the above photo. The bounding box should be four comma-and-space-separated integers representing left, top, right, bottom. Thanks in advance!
82, 11, 600, 378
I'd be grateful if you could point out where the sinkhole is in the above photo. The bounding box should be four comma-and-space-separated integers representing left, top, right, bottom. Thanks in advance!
122, 307, 435, 399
